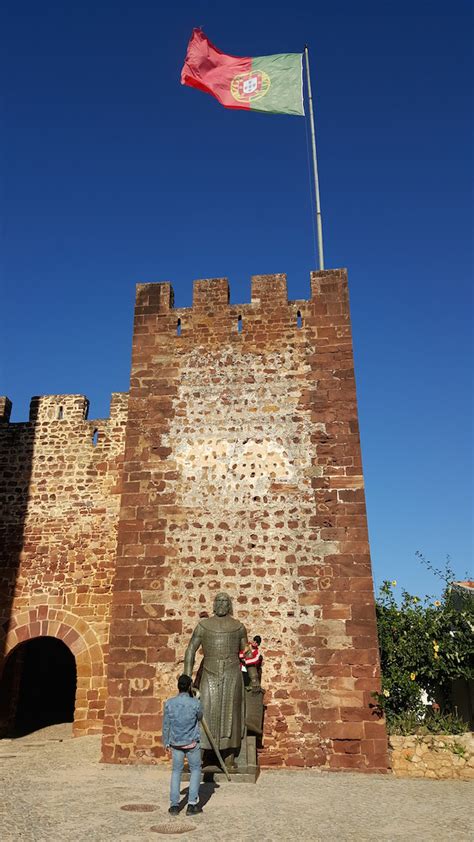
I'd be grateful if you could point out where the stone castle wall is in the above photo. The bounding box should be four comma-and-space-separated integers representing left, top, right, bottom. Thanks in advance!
390, 734, 474, 780
101, 269, 388, 771
0, 393, 128, 734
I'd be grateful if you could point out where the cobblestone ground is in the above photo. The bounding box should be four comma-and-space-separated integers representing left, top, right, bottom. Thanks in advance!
0, 725, 472, 841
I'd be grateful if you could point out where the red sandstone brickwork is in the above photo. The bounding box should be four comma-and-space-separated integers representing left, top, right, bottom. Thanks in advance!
102, 269, 388, 771
0, 393, 128, 734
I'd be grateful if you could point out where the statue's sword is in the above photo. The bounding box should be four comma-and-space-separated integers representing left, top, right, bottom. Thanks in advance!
200, 716, 231, 782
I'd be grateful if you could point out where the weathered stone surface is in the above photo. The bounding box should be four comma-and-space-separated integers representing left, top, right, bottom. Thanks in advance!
390, 733, 474, 780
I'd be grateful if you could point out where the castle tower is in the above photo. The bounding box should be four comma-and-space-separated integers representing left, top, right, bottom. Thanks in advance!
102, 269, 388, 771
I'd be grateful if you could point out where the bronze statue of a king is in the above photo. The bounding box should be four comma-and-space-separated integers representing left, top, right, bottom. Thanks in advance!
183, 592, 260, 768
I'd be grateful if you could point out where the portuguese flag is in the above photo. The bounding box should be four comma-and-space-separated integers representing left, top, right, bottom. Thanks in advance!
181, 29, 304, 117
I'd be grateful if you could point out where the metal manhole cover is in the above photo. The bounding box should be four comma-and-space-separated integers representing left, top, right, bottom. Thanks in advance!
150, 823, 196, 834
120, 804, 158, 812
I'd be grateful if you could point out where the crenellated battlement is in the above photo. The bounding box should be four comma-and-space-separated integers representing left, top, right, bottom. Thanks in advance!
251, 272, 288, 305
0, 392, 128, 426
0, 397, 12, 423
135, 269, 347, 316
29, 394, 90, 422
193, 277, 230, 308
132, 269, 349, 346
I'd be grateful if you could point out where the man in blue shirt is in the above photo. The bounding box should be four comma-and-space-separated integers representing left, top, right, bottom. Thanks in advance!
162, 674, 203, 816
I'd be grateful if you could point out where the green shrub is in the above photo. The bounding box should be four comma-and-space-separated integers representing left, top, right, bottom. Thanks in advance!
374, 556, 473, 734
386, 710, 469, 736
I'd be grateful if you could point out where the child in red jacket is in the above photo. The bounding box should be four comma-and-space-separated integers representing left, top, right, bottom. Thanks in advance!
239, 635, 263, 684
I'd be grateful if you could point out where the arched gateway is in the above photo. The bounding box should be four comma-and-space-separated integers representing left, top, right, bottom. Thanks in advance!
1, 637, 76, 736
0, 608, 105, 736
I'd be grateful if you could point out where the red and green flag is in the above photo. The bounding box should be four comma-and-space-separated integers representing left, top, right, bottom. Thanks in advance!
181, 29, 304, 117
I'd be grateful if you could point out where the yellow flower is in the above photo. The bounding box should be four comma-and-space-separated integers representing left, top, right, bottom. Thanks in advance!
410, 672, 416, 681
434, 600, 441, 607
391, 580, 397, 587
413, 596, 419, 603
434, 652, 439, 659
433, 641, 439, 652
383, 689, 390, 697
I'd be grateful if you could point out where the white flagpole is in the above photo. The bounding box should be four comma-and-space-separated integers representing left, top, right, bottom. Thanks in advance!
304, 46, 324, 270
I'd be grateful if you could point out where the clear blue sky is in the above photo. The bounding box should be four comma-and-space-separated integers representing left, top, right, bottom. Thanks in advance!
1, 1, 472, 597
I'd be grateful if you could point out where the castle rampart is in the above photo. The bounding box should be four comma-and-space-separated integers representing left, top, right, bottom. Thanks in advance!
0, 392, 128, 734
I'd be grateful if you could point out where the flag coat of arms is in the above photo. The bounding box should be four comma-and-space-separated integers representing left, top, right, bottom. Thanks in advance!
181, 29, 304, 116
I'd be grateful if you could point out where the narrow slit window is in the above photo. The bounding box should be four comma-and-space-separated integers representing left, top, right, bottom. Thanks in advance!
92, 429, 99, 446
57, 406, 63, 420
177, 318, 182, 337
237, 315, 243, 334
297, 311, 303, 329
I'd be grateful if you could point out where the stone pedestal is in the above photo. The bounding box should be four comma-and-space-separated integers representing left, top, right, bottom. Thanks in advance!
182, 734, 260, 784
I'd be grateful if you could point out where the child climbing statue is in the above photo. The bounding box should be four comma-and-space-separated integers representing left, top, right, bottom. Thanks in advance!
239, 635, 263, 685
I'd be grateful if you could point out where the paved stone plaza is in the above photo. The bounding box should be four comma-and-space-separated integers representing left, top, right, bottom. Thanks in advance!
0, 726, 472, 841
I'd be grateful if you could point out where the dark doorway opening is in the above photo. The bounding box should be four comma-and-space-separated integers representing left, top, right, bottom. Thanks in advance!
0, 636, 77, 737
